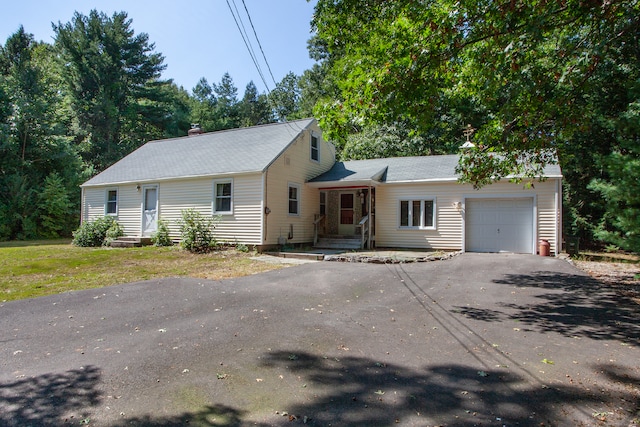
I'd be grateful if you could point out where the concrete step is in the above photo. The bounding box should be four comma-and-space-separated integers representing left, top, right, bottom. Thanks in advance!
110, 237, 152, 248
315, 236, 362, 250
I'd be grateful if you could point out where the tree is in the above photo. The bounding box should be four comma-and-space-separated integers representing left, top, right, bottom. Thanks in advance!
0, 27, 81, 240
312, 0, 640, 249
54, 10, 170, 172
270, 72, 301, 121
213, 72, 240, 129
239, 81, 273, 127
312, 0, 638, 180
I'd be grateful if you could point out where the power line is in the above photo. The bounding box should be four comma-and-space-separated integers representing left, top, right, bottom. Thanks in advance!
225, 0, 271, 93
240, 0, 278, 89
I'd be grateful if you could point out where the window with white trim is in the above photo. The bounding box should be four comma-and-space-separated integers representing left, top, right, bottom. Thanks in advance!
288, 183, 300, 216
105, 189, 118, 216
213, 179, 233, 214
310, 133, 320, 162
399, 199, 435, 229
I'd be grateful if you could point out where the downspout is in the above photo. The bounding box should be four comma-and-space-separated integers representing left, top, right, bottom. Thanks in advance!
368, 183, 372, 248
80, 187, 85, 224
556, 178, 562, 255
262, 170, 268, 244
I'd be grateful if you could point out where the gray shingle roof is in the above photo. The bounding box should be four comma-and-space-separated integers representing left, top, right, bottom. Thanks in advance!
82, 118, 315, 186
309, 154, 562, 184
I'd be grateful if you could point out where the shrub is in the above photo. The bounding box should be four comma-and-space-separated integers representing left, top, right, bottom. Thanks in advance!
104, 221, 124, 246
72, 216, 122, 247
178, 209, 219, 253
152, 219, 173, 247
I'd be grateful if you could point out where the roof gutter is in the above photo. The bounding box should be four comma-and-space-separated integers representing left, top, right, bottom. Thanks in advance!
80, 169, 263, 188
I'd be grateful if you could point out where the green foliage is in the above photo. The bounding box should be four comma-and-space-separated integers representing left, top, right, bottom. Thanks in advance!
104, 221, 124, 246
589, 151, 640, 253
0, 27, 82, 240
72, 216, 121, 247
178, 209, 219, 253
38, 172, 73, 238
312, 0, 639, 179
312, 0, 640, 249
53, 10, 171, 172
234, 240, 249, 253
270, 72, 302, 121
151, 219, 173, 247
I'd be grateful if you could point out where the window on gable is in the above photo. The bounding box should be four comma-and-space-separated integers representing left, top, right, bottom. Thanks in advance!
288, 183, 300, 215
310, 133, 319, 162
399, 199, 435, 229
213, 179, 233, 214
106, 189, 118, 215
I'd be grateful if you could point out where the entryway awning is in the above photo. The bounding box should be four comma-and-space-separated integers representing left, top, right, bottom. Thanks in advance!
307, 159, 388, 188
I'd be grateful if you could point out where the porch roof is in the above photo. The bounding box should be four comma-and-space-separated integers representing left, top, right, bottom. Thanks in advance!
307, 155, 461, 186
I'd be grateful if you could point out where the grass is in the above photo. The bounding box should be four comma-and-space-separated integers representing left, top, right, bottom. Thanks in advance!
0, 240, 284, 302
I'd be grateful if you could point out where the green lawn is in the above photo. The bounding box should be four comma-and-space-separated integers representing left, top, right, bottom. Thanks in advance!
0, 240, 283, 302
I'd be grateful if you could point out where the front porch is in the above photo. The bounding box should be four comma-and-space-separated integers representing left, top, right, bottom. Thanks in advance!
312, 187, 375, 250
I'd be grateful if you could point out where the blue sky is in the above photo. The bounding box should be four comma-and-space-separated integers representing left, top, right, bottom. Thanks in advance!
1, 0, 318, 95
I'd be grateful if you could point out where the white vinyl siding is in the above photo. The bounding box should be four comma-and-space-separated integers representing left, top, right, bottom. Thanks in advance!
375, 179, 560, 254
82, 184, 144, 236
159, 174, 263, 245
264, 123, 335, 245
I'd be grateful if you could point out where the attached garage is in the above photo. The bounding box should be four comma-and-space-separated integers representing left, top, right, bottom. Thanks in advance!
465, 197, 535, 254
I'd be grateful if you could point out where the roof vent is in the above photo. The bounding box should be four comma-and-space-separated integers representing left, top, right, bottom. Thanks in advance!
188, 123, 203, 136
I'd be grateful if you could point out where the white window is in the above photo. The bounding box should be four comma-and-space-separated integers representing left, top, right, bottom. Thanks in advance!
105, 189, 118, 216
288, 183, 300, 216
310, 133, 320, 162
213, 179, 233, 214
399, 199, 435, 229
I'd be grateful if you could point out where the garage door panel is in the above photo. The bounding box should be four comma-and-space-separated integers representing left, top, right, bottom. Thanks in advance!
466, 198, 533, 253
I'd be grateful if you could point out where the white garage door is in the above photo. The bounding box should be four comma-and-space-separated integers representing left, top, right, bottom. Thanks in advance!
465, 198, 534, 253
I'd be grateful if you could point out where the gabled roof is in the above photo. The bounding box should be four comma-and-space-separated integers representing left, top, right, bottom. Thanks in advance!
82, 118, 316, 187
308, 154, 562, 186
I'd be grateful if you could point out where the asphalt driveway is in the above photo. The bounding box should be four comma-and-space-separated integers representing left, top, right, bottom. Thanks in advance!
1, 253, 638, 426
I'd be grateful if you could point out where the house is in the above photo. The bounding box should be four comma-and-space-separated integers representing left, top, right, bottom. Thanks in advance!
81, 118, 563, 255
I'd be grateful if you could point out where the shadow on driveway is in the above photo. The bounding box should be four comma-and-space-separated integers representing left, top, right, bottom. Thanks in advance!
454, 271, 640, 346
0, 365, 101, 426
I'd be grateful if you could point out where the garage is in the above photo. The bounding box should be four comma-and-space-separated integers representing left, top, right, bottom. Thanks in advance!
465, 197, 534, 253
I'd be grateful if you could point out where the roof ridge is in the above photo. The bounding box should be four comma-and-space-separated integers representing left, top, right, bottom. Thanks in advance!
147, 118, 315, 144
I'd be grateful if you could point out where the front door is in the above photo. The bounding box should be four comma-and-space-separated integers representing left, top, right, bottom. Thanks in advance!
338, 192, 355, 235
142, 185, 158, 236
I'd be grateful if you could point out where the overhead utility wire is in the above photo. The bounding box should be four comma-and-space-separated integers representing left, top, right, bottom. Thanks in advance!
226, 0, 298, 127
225, 0, 271, 92
241, 0, 278, 89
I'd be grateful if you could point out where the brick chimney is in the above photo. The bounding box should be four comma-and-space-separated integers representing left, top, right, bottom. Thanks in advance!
188, 123, 203, 136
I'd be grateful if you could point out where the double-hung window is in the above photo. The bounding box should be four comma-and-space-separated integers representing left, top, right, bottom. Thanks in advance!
310, 133, 319, 162
399, 199, 435, 229
288, 183, 300, 216
213, 179, 233, 214
106, 189, 118, 216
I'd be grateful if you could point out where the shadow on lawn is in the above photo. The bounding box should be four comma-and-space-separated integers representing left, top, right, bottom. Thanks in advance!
0, 365, 101, 426
456, 271, 640, 346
